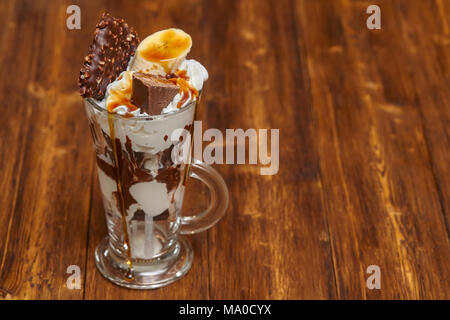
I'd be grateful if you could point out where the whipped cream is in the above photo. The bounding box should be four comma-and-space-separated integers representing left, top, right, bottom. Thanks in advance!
94, 59, 207, 116
162, 60, 208, 113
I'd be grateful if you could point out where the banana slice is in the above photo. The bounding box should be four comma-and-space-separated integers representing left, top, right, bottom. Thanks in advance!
130, 28, 192, 76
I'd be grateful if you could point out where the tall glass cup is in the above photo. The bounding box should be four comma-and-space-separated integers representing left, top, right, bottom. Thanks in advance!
84, 98, 228, 289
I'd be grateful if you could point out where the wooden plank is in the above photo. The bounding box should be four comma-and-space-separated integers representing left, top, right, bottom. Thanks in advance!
204, 0, 337, 299
394, 0, 450, 233
294, 0, 450, 299
0, 0, 97, 299
83, 0, 211, 299
0, 0, 35, 299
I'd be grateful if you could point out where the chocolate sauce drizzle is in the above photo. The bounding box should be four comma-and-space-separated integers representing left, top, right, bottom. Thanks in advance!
107, 114, 135, 281
98, 133, 182, 209
99, 118, 186, 280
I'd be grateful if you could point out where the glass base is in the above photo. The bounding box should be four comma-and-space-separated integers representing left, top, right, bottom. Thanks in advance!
94, 236, 193, 289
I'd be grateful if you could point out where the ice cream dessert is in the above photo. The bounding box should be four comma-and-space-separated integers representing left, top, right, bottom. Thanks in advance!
79, 13, 208, 268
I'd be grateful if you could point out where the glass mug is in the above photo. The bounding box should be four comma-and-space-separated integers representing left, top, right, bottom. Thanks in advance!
84, 98, 228, 289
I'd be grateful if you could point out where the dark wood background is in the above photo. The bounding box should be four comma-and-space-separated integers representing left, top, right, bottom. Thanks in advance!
0, 0, 449, 299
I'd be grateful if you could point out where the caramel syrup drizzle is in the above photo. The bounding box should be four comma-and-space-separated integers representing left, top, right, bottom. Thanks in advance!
167, 69, 199, 109
107, 113, 135, 281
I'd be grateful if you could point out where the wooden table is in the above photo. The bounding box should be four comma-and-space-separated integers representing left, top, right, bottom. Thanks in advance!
0, 0, 449, 300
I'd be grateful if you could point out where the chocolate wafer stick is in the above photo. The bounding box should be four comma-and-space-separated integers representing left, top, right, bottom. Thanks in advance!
78, 13, 140, 100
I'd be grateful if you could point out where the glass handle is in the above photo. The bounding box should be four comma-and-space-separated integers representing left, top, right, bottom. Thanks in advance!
180, 160, 229, 235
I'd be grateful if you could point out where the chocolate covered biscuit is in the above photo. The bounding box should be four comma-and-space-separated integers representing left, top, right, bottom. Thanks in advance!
78, 13, 139, 100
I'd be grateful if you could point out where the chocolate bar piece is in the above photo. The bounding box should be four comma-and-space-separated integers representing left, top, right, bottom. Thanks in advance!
79, 13, 139, 100
131, 72, 180, 115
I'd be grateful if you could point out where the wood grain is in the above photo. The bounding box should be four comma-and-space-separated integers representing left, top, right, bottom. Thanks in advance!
395, 0, 450, 232
0, 0, 448, 300
295, 0, 450, 299
0, 0, 94, 299
204, 0, 336, 299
